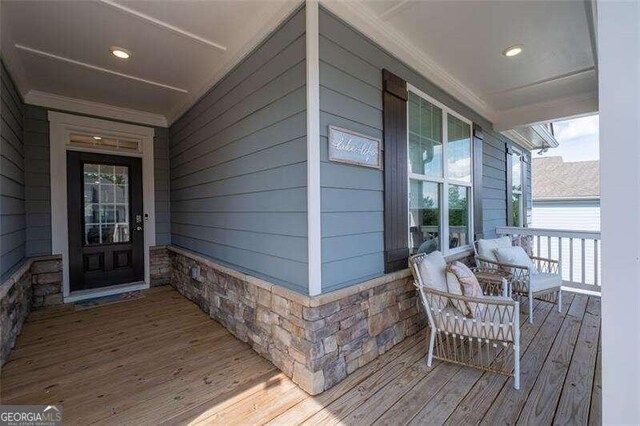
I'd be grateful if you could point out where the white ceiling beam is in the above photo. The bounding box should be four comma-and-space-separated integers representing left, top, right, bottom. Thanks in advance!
25, 90, 168, 127
494, 91, 598, 131
99, 0, 227, 52
15, 44, 188, 93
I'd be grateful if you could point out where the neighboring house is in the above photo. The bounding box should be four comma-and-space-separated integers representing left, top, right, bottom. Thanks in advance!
531, 157, 600, 231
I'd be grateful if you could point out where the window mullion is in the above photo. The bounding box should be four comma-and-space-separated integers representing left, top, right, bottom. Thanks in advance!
442, 111, 449, 254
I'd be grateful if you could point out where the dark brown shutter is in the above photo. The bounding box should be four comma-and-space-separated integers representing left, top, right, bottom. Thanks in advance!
382, 69, 409, 273
473, 126, 484, 239
506, 145, 514, 226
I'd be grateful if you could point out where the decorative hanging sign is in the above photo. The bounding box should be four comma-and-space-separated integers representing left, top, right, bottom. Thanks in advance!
328, 126, 382, 169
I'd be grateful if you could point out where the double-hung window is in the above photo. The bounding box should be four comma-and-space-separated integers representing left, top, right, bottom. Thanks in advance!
511, 152, 525, 227
407, 86, 473, 255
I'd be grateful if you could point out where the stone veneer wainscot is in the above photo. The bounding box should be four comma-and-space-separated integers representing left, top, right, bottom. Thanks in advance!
1, 255, 63, 365
169, 246, 426, 394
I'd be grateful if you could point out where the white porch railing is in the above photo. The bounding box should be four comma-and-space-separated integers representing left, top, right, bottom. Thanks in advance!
496, 226, 601, 295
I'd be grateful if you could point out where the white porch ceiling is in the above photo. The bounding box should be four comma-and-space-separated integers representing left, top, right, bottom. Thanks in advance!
1, 0, 297, 126
1, 0, 598, 129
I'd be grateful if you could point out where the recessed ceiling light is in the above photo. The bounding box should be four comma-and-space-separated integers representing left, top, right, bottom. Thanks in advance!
110, 47, 131, 60
503, 45, 523, 57
93, 136, 102, 140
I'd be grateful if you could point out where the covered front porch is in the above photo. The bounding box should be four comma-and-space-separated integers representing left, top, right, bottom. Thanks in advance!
2, 286, 600, 425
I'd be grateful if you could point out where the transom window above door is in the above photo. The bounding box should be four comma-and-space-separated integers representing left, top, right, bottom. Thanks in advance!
407, 87, 474, 255
70, 133, 141, 153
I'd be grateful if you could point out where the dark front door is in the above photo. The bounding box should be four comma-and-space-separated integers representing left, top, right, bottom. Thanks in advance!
67, 151, 144, 291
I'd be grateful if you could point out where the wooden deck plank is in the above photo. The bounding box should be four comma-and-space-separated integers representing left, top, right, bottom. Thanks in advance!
266, 332, 424, 426
554, 297, 601, 424
300, 337, 428, 425
588, 331, 602, 426
515, 294, 589, 425
1, 286, 601, 425
444, 299, 556, 425
480, 294, 581, 425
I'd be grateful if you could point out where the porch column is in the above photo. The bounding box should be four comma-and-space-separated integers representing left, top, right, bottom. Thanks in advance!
599, 1, 640, 423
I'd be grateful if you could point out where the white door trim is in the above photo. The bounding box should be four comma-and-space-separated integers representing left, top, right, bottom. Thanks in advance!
48, 111, 156, 302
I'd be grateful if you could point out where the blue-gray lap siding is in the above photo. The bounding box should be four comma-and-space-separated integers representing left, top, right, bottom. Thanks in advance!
318, 7, 531, 292
154, 127, 171, 246
168, 6, 308, 293
1, 62, 26, 279
24, 105, 51, 257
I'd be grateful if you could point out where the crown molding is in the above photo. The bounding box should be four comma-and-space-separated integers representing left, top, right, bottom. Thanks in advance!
319, 0, 496, 123
165, 0, 303, 125
25, 90, 168, 127
98, 0, 227, 52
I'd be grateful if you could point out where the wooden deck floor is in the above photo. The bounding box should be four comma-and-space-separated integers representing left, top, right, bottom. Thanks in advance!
1, 286, 601, 425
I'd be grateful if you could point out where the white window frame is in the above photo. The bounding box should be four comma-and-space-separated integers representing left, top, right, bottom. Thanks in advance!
407, 84, 474, 256
511, 150, 525, 227
48, 111, 156, 303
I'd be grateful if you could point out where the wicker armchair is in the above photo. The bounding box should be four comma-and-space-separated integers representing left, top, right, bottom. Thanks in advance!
409, 253, 521, 389
474, 239, 563, 323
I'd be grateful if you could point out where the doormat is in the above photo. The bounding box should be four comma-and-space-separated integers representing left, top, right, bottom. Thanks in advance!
74, 291, 145, 310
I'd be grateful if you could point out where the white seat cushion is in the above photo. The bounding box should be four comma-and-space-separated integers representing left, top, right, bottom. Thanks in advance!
477, 237, 512, 262
432, 298, 515, 342
494, 246, 538, 275
530, 272, 562, 292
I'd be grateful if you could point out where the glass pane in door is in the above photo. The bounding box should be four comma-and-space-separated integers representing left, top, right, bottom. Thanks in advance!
83, 163, 130, 245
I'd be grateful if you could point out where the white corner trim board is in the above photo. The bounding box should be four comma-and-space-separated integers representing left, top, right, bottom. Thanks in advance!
48, 111, 156, 301
306, 0, 322, 296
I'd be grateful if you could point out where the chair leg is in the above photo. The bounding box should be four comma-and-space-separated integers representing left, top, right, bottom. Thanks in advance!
528, 296, 534, 324
513, 345, 521, 390
557, 289, 562, 312
426, 329, 436, 367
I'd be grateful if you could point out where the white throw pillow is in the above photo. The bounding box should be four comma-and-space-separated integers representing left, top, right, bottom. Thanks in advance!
477, 236, 512, 262
494, 246, 538, 275
417, 250, 447, 292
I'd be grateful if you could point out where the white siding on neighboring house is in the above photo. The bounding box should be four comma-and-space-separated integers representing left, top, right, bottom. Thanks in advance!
532, 200, 600, 231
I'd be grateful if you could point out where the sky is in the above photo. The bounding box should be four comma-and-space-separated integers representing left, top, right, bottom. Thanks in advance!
534, 114, 599, 162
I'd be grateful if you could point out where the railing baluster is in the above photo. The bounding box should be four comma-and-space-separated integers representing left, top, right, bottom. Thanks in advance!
593, 240, 600, 285
569, 238, 574, 283
558, 237, 563, 281
581, 238, 586, 284
493, 226, 600, 294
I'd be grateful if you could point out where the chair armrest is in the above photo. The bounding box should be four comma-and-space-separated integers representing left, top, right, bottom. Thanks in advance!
531, 256, 560, 274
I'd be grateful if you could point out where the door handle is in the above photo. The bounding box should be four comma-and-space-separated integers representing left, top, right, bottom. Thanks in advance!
136, 226, 143, 231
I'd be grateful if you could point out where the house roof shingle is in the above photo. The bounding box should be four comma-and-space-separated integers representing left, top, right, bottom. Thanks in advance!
532, 156, 599, 201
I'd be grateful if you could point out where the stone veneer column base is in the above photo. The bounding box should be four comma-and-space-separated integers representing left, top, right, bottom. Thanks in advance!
150, 246, 171, 286
168, 246, 425, 395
